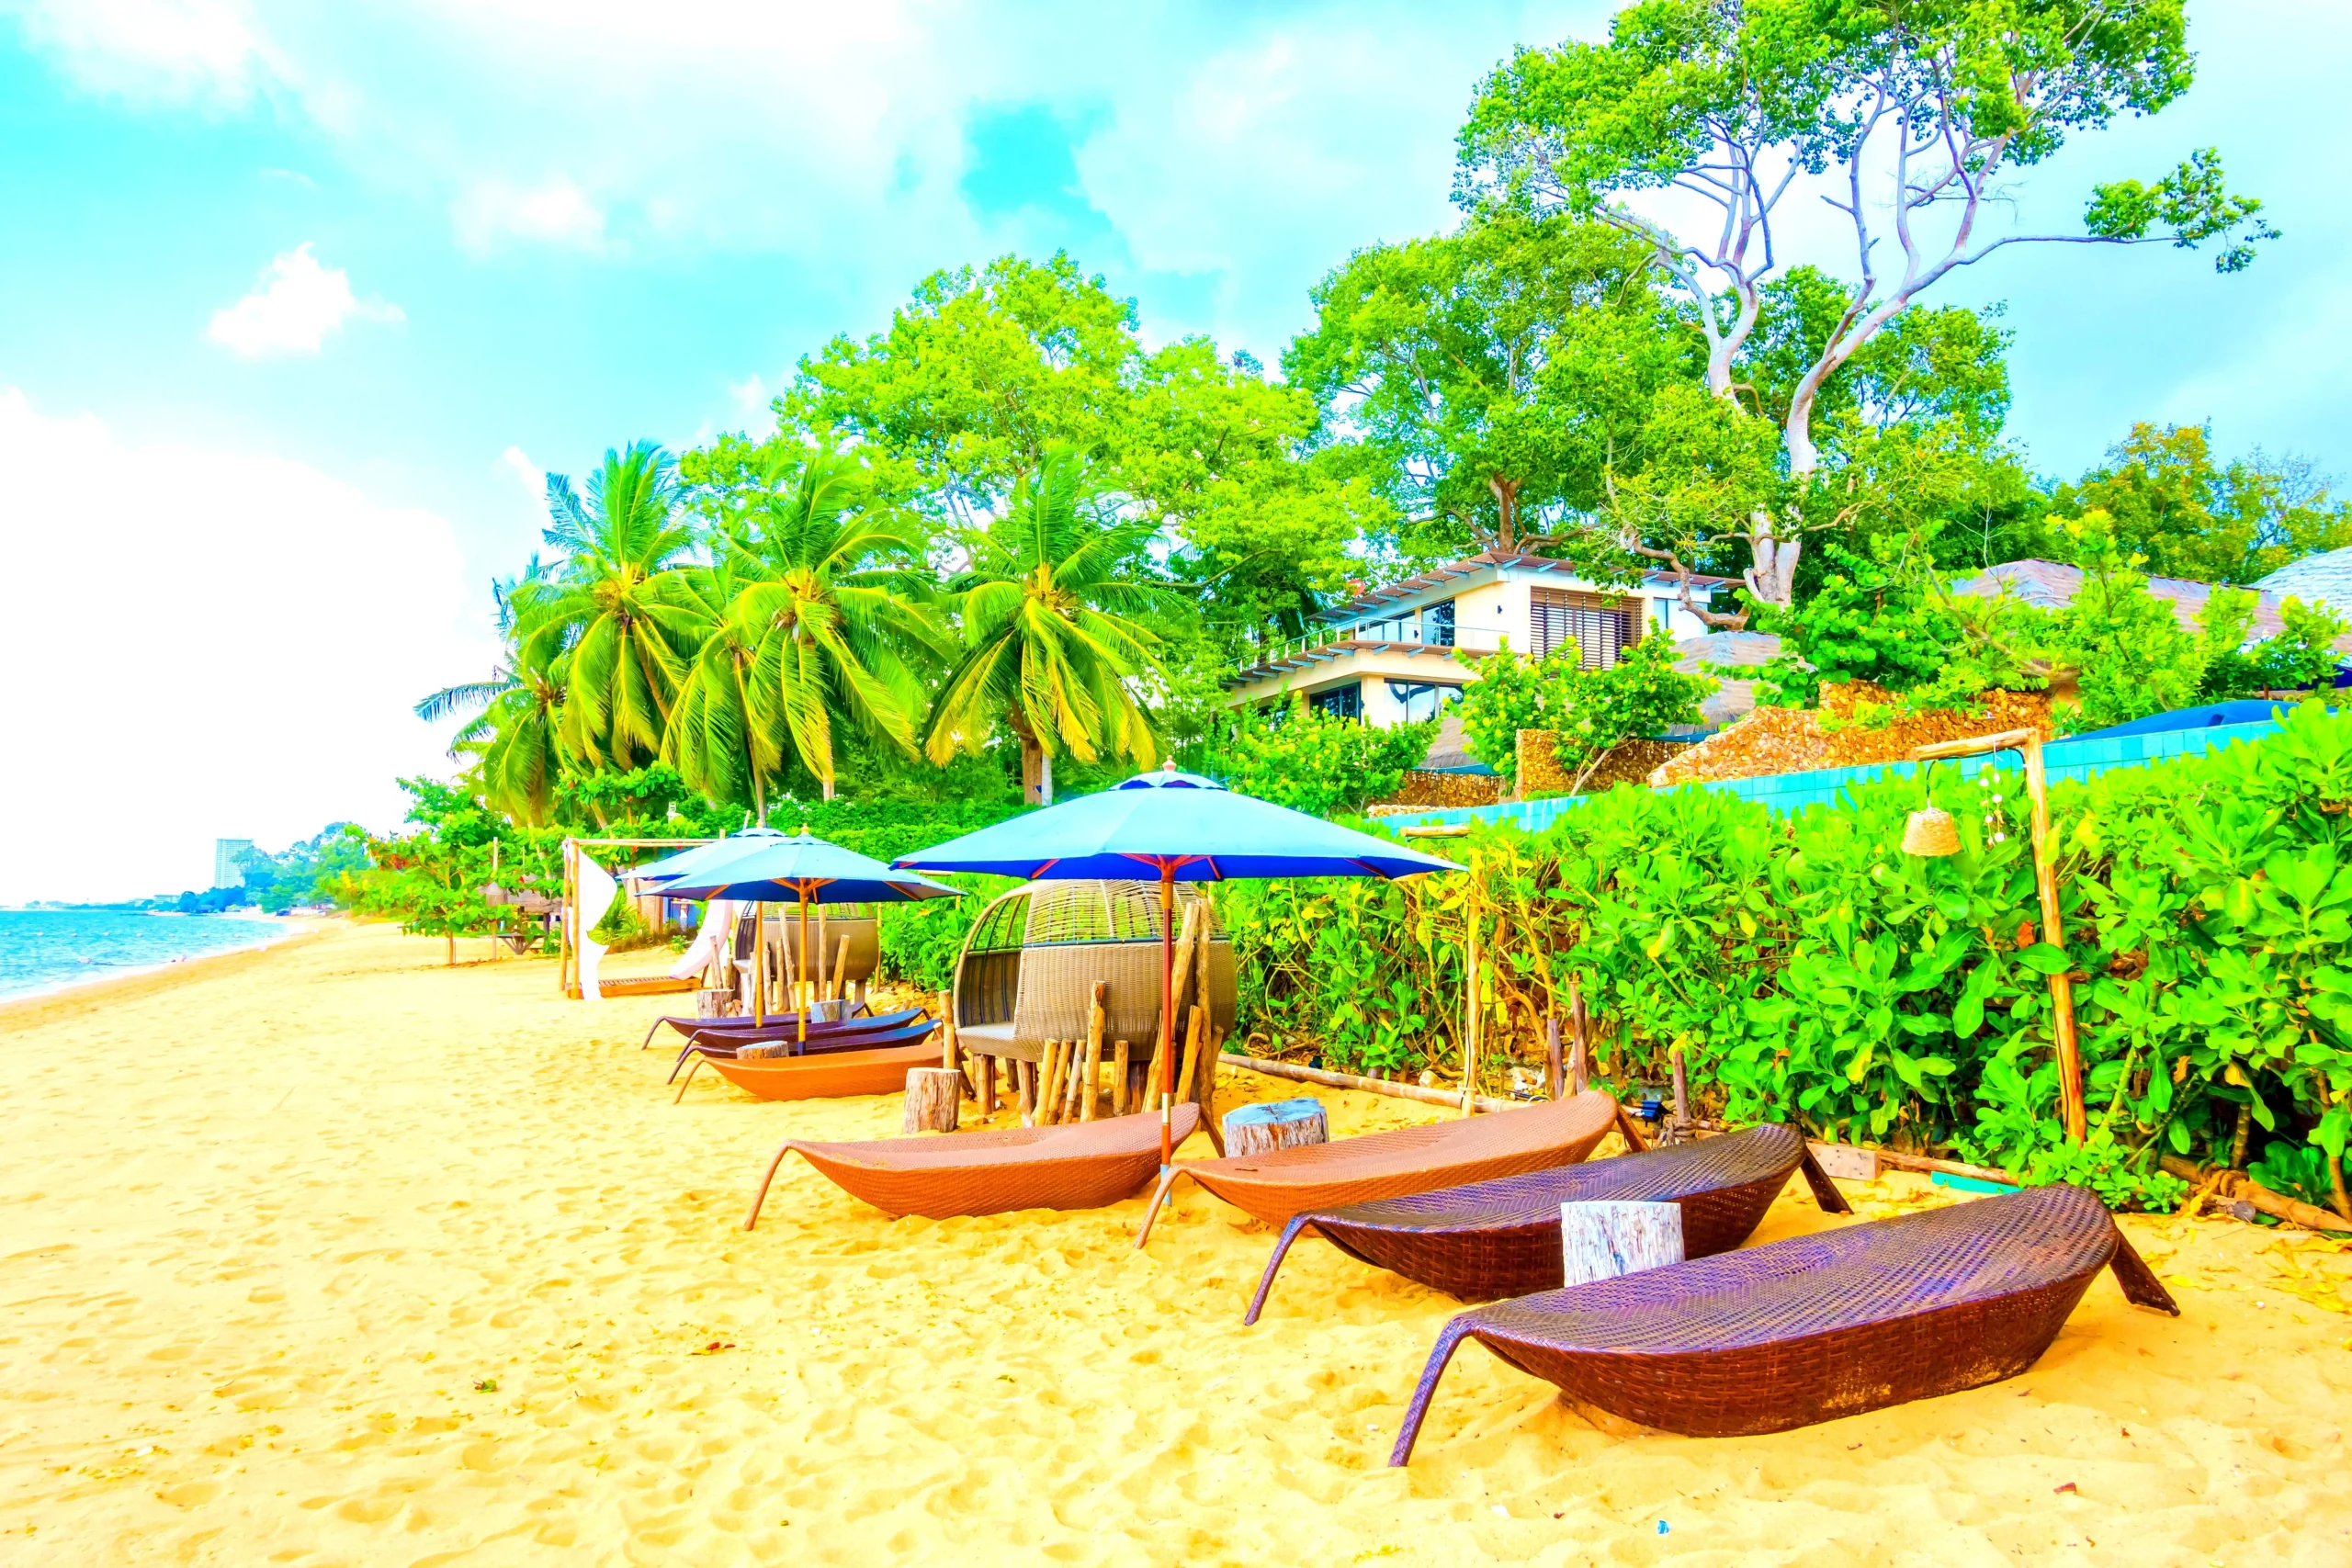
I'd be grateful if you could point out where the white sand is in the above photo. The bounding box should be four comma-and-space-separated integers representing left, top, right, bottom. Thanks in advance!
3, 920, 2348, 1564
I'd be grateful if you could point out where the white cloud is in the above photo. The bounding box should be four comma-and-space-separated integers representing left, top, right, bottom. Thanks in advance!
206, 242, 403, 357
0, 388, 497, 903
3, 0, 287, 104
454, 175, 606, 254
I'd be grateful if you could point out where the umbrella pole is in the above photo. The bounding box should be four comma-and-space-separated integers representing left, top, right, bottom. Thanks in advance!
1159, 863, 1176, 1169
797, 886, 811, 1045
752, 902, 766, 1028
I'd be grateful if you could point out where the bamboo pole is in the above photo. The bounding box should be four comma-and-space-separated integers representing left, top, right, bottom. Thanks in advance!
1913, 730, 2086, 1142
1460, 889, 1479, 1118
1227, 1054, 1521, 1114
939, 988, 956, 1070
1113, 1039, 1131, 1116
1545, 1014, 1563, 1100
1082, 982, 1106, 1123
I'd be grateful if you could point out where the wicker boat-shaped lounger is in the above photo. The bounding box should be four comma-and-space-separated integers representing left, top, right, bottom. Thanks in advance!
746, 1104, 1204, 1228
640, 1001, 906, 1052
1133, 1090, 1623, 1249
664, 1008, 930, 1081
1243, 1122, 1852, 1325
1388, 1182, 2179, 1462
673, 1022, 942, 1104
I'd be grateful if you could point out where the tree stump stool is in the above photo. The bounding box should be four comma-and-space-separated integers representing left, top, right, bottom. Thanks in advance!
1559, 1200, 1683, 1288
696, 987, 738, 1019
1222, 1098, 1328, 1158
902, 1067, 962, 1134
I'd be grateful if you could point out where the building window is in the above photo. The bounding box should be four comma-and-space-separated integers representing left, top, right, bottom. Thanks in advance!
1656, 598, 1678, 630
1309, 682, 1363, 720
1349, 597, 1454, 646
1530, 588, 1639, 668
1387, 681, 1462, 723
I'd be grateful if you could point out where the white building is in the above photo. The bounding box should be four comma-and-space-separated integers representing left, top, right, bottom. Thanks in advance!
1224, 549, 1724, 728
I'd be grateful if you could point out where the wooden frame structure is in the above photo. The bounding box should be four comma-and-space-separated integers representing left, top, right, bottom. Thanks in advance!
1909, 729, 2086, 1143
559, 837, 718, 998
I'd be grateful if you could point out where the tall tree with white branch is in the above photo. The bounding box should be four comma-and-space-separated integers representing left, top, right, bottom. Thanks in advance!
1459, 0, 2275, 619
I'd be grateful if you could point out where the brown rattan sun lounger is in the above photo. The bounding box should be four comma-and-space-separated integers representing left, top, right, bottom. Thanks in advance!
1243, 1122, 1852, 1324
746, 1104, 1204, 1227
673, 1021, 942, 1102
1133, 1090, 1622, 1250
663, 1007, 929, 1081
1388, 1181, 2179, 1461
642, 1001, 911, 1052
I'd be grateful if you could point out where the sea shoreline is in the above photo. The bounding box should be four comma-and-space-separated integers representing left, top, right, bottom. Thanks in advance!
0, 915, 330, 1020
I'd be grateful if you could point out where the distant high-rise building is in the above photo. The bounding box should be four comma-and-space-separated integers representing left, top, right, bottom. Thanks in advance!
213, 838, 256, 890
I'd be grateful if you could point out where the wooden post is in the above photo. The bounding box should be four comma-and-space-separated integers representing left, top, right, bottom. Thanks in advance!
1037, 1041, 1068, 1127
1913, 729, 2086, 1144
1670, 1044, 1690, 1139
1165, 900, 1204, 1049
1545, 1014, 1563, 1100
1113, 1039, 1132, 1116
831, 935, 850, 1005
1063, 1038, 1090, 1123
976, 1055, 996, 1117
1223, 1099, 1328, 1158
1559, 1201, 1684, 1288
938, 989, 957, 1070
1017, 1059, 1037, 1126
1083, 981, 1107, 1123
1175, 1006, 1207, 1103
901, 1068, 962, 1134
1570, 982, 1592, 1092
1197, 1028, 1226, 1156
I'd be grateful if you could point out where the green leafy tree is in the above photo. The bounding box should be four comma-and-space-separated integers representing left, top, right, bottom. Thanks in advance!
2037, 423, 2352, 584
415, 562, 572, 826
2055, 513, 2207, 728
1549, 630, 1716, 794
923, 451, 1172, 805
1285, 209, 1672, 559
1210, 698, 1439, 817
1454, 637, 1582, 784
673, 448, 944, 804
516, 442, 709, 770
1459, 0, 2273, 609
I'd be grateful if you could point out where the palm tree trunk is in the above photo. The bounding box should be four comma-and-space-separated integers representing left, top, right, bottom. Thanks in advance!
1011, 711, 1054, 807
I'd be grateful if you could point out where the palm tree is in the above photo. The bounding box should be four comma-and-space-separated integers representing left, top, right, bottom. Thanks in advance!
663, 552, 782, 818
676, 447, 945, 802
924, 449, 1170, 805
416, 562, 571, 825
518, 442, 707, 771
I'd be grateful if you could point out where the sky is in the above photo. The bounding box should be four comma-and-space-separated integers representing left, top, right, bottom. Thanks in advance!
0, 0, 2345, 903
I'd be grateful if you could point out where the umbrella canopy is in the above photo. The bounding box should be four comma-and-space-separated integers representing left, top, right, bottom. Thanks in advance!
628, 827, 786, 889
662, 830, 965, 906
662, 829, 962, 1041
894, 764, 1459, 1166
891, 767, 1461, 884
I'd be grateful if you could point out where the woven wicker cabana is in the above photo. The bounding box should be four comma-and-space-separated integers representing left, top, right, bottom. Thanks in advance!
953, 879, 1235, 1068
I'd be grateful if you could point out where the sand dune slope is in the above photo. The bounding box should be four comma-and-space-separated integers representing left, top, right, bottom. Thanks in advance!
3, 921, 2348, 1565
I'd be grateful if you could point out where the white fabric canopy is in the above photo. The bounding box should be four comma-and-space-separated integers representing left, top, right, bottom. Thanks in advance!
573, 851, 619, 1003
667, 897, 741, 981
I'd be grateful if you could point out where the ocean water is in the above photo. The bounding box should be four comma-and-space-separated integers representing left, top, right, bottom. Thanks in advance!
0, 909, 291, 1003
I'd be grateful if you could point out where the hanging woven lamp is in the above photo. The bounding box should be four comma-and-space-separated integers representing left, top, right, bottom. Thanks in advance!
1901, 806, 1961, 857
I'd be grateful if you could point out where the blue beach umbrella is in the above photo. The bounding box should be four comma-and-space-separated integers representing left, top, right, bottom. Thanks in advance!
663, 829, 962, 1038
627, 826, 786, 888
894, 764, 1460, 1165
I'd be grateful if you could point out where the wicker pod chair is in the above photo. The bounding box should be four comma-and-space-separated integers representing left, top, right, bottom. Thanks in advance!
1134, 1090, 1622, 1249
953, 881, 1234, 1071
1242, 1122, 1851, 1325
745, 1104, 1204, 1226
1388, 1182, 2180, 1462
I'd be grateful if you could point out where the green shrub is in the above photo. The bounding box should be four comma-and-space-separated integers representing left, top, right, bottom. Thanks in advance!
1218, 699, 2352, 1211
1208, 697, 1436, 814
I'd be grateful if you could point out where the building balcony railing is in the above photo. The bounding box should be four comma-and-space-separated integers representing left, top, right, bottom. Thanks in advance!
1228, 625, 1509, 682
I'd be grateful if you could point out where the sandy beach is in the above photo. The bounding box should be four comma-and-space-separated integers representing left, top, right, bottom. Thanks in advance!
4, 920, 2348, 1565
